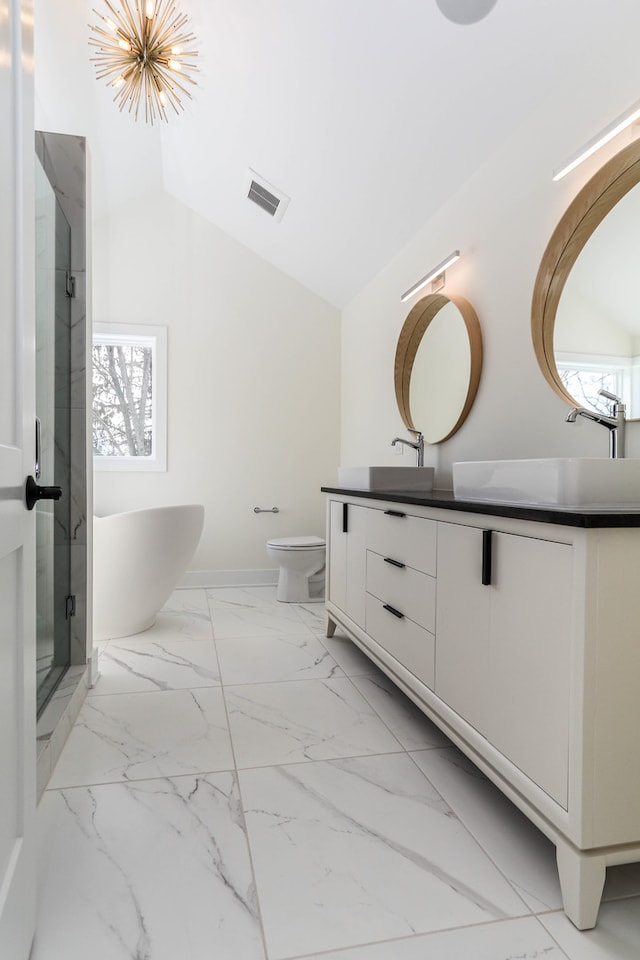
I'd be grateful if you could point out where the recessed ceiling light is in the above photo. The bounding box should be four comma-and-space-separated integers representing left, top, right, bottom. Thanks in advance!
435, 0, 498, 25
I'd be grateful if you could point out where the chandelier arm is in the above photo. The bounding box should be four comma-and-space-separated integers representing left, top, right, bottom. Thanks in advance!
149, 72, 171, 119
153, 0, 179, 32
118, 0, 139, 39
89, 24, 122, 44
115, 66, 139, 102
91, 53, 135, 70
153, 63, 195, 96
146, 30, 197, 60
100, 0, 135, 39
146, 3, 177, 47
90, 49, 135, 67
136, 0, 147, 39
154, 68, 183, 106
130, 68, 145, 119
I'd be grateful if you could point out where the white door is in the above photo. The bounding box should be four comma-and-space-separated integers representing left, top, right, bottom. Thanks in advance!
0, 1, 37, 958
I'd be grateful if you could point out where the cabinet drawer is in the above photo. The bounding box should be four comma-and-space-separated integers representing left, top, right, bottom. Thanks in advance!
365, 594, 435, 690
367, 509, 436, 575
366, 550, 435, 633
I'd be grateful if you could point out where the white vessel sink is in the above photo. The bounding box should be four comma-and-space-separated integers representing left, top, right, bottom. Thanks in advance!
338, 465, 435, 493
453, 458, 640, 508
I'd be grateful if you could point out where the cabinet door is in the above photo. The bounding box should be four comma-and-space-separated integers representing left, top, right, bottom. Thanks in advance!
327, 501, 367, 628
328, 500, 347, 611
436, 522, 490, 733
345, 504, 368, 627
436, 522, 572, 807
487, 531, 572, 808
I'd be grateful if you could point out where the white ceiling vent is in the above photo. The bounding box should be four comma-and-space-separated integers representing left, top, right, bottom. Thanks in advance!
245, 169, 290, 223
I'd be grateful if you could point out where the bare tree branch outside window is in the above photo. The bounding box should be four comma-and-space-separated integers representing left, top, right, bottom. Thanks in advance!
558, 367, 621, 417
92, 342, 153, 457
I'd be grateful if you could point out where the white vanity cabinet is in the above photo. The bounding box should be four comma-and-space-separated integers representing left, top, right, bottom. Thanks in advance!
323, 490, 640, 932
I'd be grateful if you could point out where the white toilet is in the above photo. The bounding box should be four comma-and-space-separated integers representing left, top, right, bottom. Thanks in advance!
266, 535, 326, 602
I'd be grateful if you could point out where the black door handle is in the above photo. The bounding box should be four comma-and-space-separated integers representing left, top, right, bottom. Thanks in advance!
482, 529, 493, 585
25, 475, 62, 511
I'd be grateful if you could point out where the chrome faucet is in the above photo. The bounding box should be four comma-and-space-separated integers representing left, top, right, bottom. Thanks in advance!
391, 428, 424, 466
565, 389, 626, 459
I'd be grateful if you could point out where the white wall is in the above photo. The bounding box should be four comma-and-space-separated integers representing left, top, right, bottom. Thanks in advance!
555, 287, 633, 357
92, 193, 341, 572
340, 62, 640, 484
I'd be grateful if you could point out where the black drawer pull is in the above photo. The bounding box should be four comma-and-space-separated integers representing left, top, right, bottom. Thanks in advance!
383, 603, 404, 619
384, 510, 406, 518
342, 502, 349, 533
482, 529, 493, 586
383, 557, 406, 569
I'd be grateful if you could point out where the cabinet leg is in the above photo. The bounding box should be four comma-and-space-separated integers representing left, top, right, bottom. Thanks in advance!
326, 614, 337, 638
556, 841, 606, 930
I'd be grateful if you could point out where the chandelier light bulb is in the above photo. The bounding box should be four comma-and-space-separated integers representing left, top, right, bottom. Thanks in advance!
89, 0, 199, 124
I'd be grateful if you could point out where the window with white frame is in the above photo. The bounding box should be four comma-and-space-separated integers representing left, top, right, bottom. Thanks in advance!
92, 323, 167, 471
555, 350, 640, 418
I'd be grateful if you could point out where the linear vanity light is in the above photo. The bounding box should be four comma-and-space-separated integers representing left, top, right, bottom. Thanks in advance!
400, 251, 461, 303
552, 98, 640, 181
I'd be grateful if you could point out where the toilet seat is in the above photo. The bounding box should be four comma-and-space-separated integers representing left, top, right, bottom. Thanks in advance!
267, 536, 325, 551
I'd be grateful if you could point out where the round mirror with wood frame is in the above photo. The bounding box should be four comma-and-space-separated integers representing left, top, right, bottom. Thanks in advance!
532, 138, 640, 417
394, 292, 483, 444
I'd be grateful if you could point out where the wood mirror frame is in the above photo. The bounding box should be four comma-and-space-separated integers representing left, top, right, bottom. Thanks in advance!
532, 138, 640, 410
394, 292, 483, 443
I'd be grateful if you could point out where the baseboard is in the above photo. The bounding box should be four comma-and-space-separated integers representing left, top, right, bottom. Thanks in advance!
178, 568, 279, 589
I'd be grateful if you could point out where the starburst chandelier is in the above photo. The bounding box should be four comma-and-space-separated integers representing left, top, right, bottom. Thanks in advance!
89, 0, 199, 124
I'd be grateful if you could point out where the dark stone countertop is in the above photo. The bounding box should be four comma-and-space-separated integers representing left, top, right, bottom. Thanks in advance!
320, 487, 640, 528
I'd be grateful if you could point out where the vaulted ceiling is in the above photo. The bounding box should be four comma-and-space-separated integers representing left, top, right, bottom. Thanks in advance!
34, 0, 640, 306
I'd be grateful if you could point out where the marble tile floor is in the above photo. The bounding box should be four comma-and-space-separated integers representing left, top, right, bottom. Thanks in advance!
33, 586, 640, 960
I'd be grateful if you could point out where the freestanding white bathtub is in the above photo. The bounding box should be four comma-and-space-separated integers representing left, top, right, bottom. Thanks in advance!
93, 504, 205, 641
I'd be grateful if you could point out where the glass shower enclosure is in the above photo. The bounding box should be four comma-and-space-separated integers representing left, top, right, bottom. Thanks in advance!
34, 153, 73, 715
